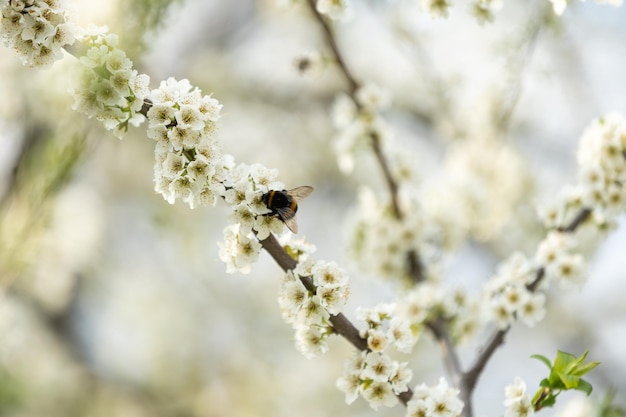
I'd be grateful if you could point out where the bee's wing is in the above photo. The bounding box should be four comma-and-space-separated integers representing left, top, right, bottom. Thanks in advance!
287, 186, 314, 200
275, 206, 298, 233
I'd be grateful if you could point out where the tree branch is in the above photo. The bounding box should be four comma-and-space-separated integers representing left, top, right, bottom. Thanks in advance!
463, 206, 592, 395
303, 0, 424, 284
304, 0, 359, 95
259, 233, 369, 351
259, 233, 414, 404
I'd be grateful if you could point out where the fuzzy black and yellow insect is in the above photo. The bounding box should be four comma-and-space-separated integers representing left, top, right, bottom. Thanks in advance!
261, 186, 314, 233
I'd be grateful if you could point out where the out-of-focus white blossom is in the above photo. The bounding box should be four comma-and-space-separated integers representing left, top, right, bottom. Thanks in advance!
540, 114, 626, 231
534, 231, 587, 287
425, 137, 532, 247
330, 84, 394, 174
0, 0, 76, 67
71, 30, 149, 138
406, 378, 464, 417
347, 187, 441, 282
293, 50, 326, 78
470, 0, 503, 24
316, 0, 351, 21
553, 397, 593, 417
517, 292, 546, 327
503, 377, 533, 417
294, 326, 330, 359
422, 0, 453, 18
481, 253, 546, 329
549, 0, 622, 16
355, 82, 391, 112
218, 224, 263, 274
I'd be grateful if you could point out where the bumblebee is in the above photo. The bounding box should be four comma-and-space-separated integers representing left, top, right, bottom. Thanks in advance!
261, 186, 314, 233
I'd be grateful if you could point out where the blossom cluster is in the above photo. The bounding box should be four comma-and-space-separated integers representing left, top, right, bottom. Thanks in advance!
147, 77, 225, 207
278, 260, 350, 358
482, 228, 588, 332
0, 0, 75, 67
331, 83, 392, 174
146, 78, 310, 274
71, 30, 150, 138
347, 187, 440, 282
399, 282, 481, 346
479, 116, 626, 331
424, 137, 532, 248
503, 377, 533, 417
405, 378, 464, 417
355, 302, 418, 354
481, 252, 546, 330
540, 114, 626, 231
336, 350, 412, 410
534, 231, 586, 288
146, 78, 312, 274
218, 163, 306, 273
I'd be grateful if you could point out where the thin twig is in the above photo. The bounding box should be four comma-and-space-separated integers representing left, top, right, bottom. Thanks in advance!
427, 318, 463, 385
303, 0, 424, 284
557, 207, 591, 234
304, 0, 359, 95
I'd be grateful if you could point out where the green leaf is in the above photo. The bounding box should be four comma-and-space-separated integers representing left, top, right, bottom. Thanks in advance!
531, 350, 600, 409
572, 360, 601, 377
542, 394, 557, 409
564, 350, 589, 374
532, 387, 558, 411
575, 379, 594, 396
554, 350, 577, 373
531, 354, 553, 370
557, 371, 580, 389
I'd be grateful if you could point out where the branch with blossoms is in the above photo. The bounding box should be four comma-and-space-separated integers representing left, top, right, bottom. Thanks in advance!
2, 1, 626, 417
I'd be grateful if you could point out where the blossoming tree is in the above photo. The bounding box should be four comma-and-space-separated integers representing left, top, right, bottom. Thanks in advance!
0, 0, 625, 416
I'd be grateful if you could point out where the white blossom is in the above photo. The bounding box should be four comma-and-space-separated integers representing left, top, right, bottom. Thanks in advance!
336, 350, 409, 410
147, 77, 225, 207
361, 352, 396, 382
430, 378, 464, 417
406, 378, 463, 417
71, 30, 150, 138
550, 0, 623, 16
294, 326, 329, 359
504, 378, 534, 417
388, 317, 417, 353
355, 83, 391, 112
218, 224, 262, 274
336, 372, 361, 405
517, 293, 546, 327
389, 361, 413, 394
362, 381, 398, 410
0, 0, 76, 67
504, 377, 528, 407
366, 329, 389, 352
316, 0, 351, 20
422, 0, 453, 18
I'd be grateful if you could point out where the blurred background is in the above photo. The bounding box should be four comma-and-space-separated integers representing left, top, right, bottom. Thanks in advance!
1, 0, 625, 416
